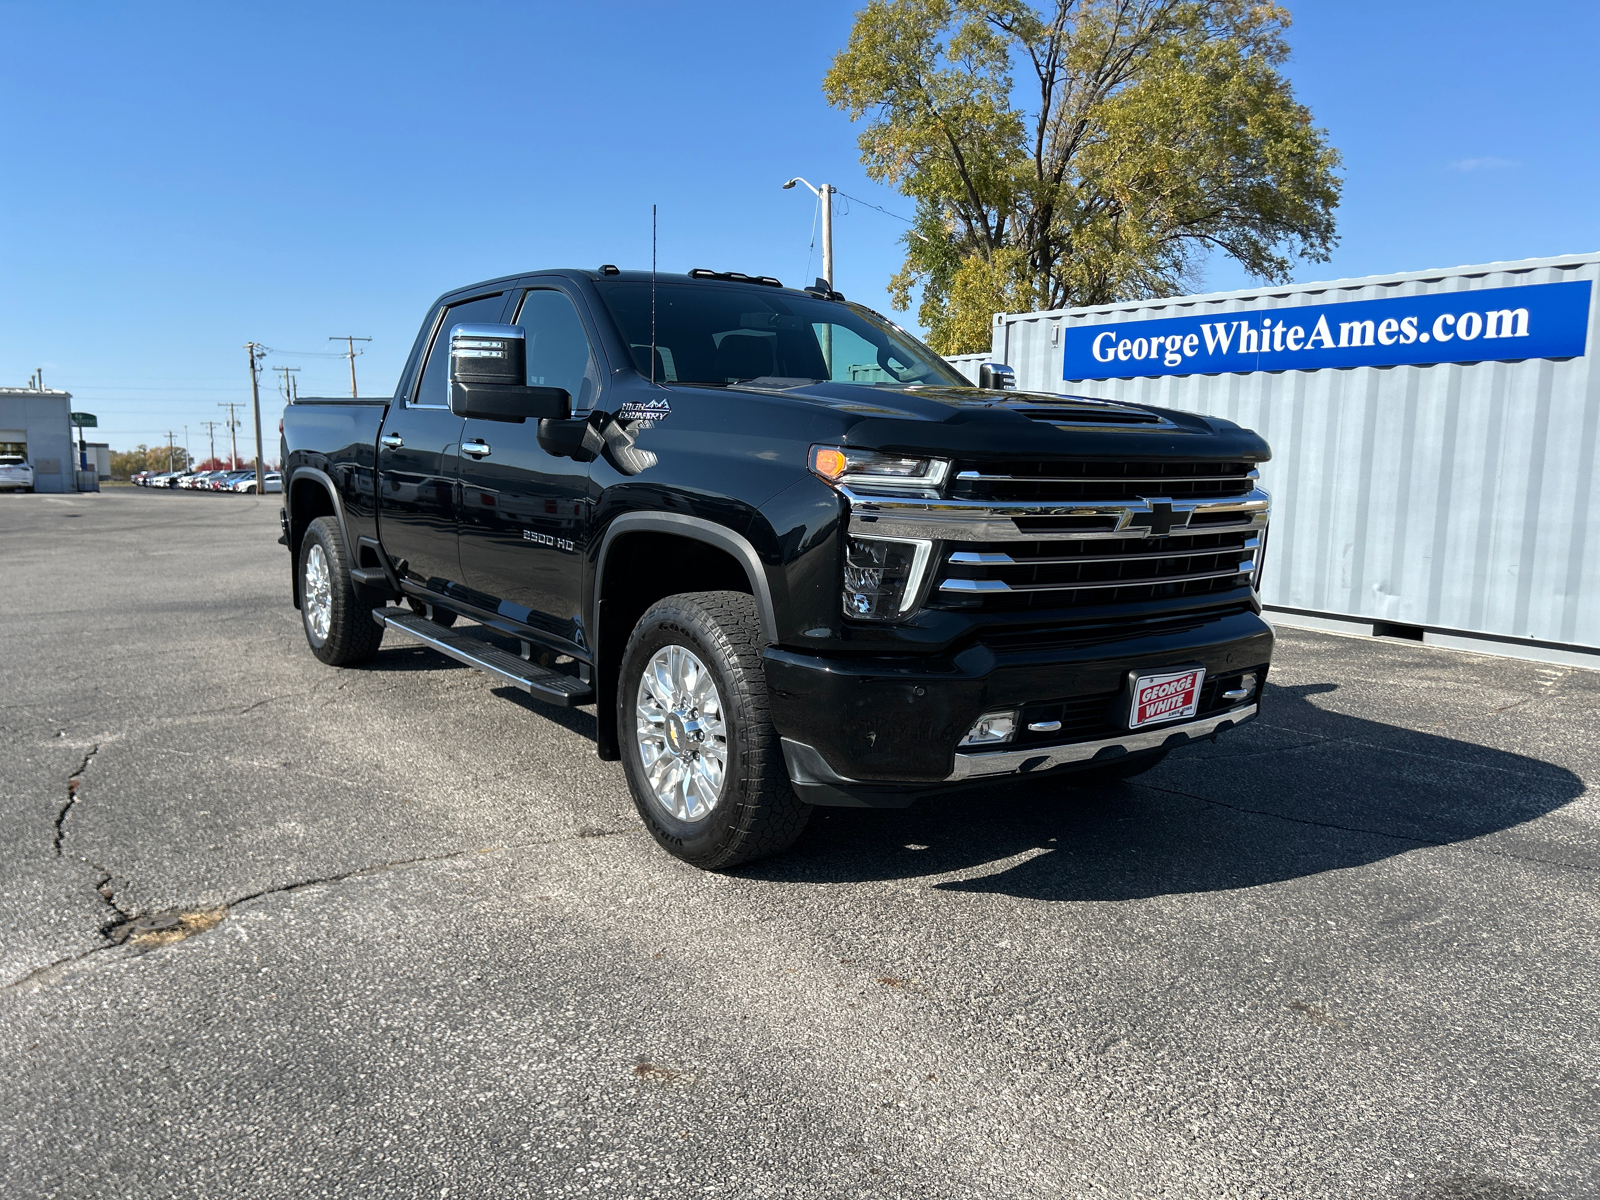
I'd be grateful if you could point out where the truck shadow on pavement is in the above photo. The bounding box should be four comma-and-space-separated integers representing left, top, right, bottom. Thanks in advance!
753, 682, 1588, 900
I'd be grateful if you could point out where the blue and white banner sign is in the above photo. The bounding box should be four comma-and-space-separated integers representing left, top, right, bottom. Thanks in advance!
1063, 280, 1591, 379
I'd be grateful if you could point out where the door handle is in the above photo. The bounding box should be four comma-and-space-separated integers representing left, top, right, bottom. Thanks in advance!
462, 440, 492, 458
380, 433, 404, 449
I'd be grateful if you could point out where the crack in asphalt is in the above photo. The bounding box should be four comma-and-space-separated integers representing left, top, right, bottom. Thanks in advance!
51, 744, 100, 857
227, 846, 487, 908
3, 825, 645, 995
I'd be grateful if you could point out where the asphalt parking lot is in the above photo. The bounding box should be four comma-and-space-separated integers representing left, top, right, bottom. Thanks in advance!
2, 489, 1596, 1200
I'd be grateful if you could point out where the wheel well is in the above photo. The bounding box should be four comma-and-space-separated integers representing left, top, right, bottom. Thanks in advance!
594, 531, 755, 761
288, 477, 338, 607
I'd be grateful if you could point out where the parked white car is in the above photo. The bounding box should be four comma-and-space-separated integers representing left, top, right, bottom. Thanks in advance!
233, 471, 282, 494
0, 456, 35, 492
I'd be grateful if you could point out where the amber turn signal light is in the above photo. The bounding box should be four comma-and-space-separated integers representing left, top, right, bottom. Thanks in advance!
810, 447, 848, 479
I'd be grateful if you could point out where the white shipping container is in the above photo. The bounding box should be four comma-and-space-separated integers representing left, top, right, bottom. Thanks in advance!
960, 252, 1600, 668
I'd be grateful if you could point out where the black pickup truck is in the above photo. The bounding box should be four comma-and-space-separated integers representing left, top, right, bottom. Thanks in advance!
281, 267, 1272, 869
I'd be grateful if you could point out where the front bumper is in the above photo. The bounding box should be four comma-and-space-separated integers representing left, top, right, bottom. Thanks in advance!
948, 703, 1255, 781
764, 607, 1271, 804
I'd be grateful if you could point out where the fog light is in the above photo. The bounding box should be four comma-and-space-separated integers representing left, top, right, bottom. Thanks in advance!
960, 710, 1018, 747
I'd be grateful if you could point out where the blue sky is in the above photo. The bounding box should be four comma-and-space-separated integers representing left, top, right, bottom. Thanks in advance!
3, 1, 1597, 456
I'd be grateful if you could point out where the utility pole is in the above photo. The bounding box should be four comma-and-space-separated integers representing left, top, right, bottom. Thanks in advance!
200, 420, 222, 468
273, 366, 300, 405
329, 335, 371, 398
244, 343, 268, 491
183, 425, 191, 470
781, 177, 836, 287
166, 431, 177, 473
218, 401, 244, 470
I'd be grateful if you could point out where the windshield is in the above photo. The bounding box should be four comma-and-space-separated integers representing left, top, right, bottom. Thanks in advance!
595, 282, 966, 387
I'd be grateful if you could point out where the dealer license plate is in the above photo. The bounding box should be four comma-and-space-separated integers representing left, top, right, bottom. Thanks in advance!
1129, 667, 1206, 729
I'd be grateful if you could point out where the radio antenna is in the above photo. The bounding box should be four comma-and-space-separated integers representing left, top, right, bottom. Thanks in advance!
650, 203, 658, 385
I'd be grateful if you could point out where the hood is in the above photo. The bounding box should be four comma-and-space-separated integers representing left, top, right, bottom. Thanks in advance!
725, 380, 1271, 463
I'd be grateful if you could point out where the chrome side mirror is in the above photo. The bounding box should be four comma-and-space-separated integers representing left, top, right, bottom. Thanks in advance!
978, 362, 1016, 390
449, 323, 571, 422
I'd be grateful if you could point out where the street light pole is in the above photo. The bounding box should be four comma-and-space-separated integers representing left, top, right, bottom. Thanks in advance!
781, 177, 836, 288
783, 176, 840, 374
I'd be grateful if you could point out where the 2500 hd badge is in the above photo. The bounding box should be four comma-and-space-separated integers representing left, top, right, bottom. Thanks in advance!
280, 265, 1272, 870
524, 529, 575, 552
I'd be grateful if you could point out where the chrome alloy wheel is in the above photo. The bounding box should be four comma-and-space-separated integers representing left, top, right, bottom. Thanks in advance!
634, 644, 728, 823
304, 542, 333, 643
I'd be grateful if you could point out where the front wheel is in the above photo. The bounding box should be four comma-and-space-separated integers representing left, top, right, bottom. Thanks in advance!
618, 591, 810, 870
299, 516, 384, 666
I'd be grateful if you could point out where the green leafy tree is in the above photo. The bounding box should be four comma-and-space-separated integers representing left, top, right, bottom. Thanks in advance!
110, 444, 190, 477
824, 0, 1342, 353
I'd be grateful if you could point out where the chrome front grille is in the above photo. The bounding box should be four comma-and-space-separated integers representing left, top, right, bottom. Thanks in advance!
949, 460, 1258, 504
842, 459, 1269, 619
935, 530, 1257, 611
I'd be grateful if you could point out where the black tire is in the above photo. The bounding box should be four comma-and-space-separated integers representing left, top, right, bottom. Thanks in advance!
1064, 748, 1170, 787
299, 515, 384, 666
406, 595, 458, 627
618, 591, 810, 870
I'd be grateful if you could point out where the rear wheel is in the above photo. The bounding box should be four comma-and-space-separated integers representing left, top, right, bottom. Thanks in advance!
299, 516, 384, 666
619, 591, 810, 870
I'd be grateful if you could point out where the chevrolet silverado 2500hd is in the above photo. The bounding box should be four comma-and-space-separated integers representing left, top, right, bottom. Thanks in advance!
280, 267, 1273, 868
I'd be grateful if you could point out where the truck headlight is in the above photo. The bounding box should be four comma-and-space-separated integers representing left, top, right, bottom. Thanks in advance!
843, 535, 932, 620
810, 445, 949, 497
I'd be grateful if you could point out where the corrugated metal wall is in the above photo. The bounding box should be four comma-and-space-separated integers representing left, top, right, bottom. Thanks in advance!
945, 352, 990, 384
983, 253, 1600, 654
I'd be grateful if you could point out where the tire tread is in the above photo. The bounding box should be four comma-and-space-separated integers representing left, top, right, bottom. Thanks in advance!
303, 515, 384, 666
622, 591, 810, 869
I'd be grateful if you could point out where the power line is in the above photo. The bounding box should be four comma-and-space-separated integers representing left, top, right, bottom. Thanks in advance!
835, 190, 915, 224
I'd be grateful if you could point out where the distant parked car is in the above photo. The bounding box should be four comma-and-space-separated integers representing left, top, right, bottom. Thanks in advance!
131, 471, 150, 486
212, 470, 253, 491
233, 471, 281, 494
0, 455, 35, 492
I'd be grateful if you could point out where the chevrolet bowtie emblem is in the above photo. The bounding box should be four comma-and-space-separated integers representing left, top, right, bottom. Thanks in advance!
1128, 499, 1188, 538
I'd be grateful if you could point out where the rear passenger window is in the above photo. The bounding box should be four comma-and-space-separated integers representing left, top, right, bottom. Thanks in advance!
412, 293, 507, 407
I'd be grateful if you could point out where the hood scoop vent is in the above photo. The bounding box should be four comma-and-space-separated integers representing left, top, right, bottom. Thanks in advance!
1001, 395, 1168, 428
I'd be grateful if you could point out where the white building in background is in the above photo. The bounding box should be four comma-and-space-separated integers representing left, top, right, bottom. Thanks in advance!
0, 385, 78, 494
951, 252, 1600, 669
